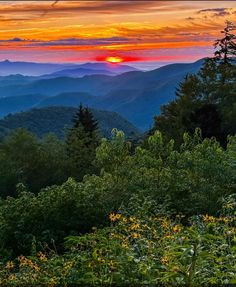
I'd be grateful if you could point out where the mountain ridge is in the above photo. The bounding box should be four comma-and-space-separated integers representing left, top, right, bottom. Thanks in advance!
0, 59, 205, 130
0, 106, 141, 139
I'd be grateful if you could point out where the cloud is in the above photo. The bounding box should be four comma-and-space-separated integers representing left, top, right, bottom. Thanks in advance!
29, 37, 131, 47
197, 8, 231, 17
0, 1, 198, 22
0, 38, 25, 42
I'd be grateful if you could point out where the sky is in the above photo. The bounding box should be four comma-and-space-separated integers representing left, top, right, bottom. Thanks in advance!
0, 1, 236, 69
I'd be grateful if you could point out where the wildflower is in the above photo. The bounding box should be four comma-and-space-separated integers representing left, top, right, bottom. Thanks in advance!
165, 234, 174, 239
131, 232, 141, 239
33, 264, 40, 272
6, 261, 14, 270
130, 223, 140, 230
121, 217, 128, 223
37, 251, 47, 262
18, 255, 29, 267
122, 242, 129, 248
129, 216, 136, 222
173, 225, 182, 233
48, 277, 58, 287
109, 213, 121, 222
64, 261, 74, 272
97, 257, 105, 263
203, 214, 216, 223
161, 255, 169, 265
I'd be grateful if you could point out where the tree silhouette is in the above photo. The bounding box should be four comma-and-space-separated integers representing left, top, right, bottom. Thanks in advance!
214, 21, 236, 63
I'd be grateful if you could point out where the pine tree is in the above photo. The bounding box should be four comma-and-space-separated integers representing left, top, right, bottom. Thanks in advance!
66, 104, 100, 180
214, 21, 236, 63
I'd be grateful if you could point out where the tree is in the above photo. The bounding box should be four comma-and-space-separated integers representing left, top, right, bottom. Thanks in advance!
0, 129, 72, 197
214, 21, 236, 63
66, 105, 100, 180
0, 129, 40, 197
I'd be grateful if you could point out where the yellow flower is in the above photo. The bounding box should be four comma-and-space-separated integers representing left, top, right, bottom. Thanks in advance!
37, 251, 47, 262
122, 242, 129, 248
203, 214, 216, 222
165, 234, 174, 239
173, 225, 182, 233
129, 216, 136, 222
109, 213, 121, 222
131, 232, 141, 239
6, 261, 14, 270
48, 277, 58, 287
33, 264, 40, 272
161, 255, 169, 265
63, 261, 74, 273
130, 223, 140, 230
121, 217, 128, 223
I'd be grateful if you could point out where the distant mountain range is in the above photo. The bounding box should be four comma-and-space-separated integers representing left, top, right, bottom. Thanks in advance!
0, 107, 141, 139
0, 60, 138, 77
0, 59, 205, 130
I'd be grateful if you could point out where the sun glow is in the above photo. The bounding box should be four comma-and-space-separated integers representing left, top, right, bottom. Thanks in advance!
105, 56, 123, 63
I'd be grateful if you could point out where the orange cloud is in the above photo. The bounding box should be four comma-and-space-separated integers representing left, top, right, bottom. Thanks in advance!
0, 1, 235, 63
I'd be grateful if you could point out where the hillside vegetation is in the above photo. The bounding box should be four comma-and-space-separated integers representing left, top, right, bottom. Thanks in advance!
0, 106, 140, 139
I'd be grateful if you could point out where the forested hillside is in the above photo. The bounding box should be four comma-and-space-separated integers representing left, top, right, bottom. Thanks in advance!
0, 106, 140, 139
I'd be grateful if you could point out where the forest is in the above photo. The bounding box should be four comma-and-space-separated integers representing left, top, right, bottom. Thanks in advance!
0, 22, 235, 286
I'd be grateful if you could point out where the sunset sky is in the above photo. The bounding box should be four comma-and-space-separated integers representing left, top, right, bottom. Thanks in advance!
0, 1, 236, 68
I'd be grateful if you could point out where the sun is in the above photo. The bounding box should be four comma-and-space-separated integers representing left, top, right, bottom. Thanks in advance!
105, 56, 123, 64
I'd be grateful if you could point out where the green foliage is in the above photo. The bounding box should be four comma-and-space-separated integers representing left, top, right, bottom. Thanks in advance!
0, 178, 110, 255
0, 129, 70, 197
0, 129, 235, 258
0, 196, 235, 286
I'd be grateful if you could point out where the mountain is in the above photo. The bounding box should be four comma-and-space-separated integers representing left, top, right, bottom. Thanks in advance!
0, 60, 72, 76
46, 68, 116, 78
0, 74, 35, 87
43, 63, 138, 78
0, 59, 205, 130
74, 62, 139, 74
0, 60, 138, 77
0, 94, 46, 118
0, 107, 141, 139
36, 92, 95, 108
94, 59, 205, 129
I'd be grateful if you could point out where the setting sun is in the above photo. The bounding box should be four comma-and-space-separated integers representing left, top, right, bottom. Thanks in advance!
105, 56, 123, 64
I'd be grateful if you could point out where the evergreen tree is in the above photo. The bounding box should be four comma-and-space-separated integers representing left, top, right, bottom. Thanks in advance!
214, 21, 236, 63
66, 105, 99, 180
